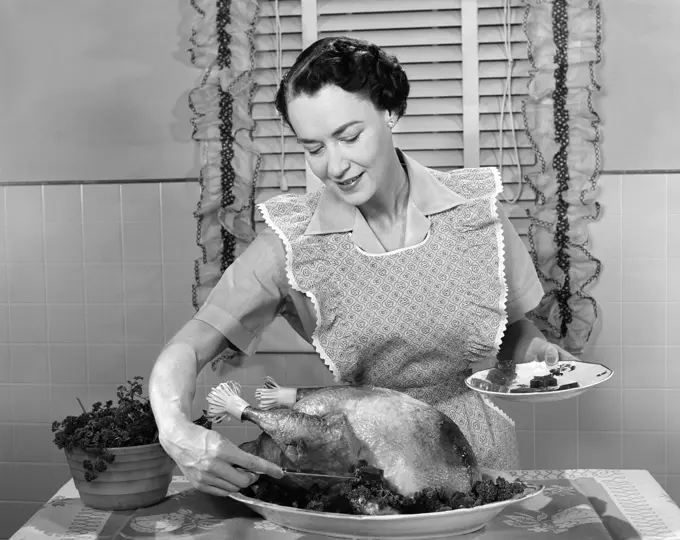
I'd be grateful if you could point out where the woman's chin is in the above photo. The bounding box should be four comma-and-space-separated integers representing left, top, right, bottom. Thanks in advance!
333, 185, 374, 208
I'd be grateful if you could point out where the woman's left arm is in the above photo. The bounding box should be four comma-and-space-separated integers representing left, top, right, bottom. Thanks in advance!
495, 203, 579, 368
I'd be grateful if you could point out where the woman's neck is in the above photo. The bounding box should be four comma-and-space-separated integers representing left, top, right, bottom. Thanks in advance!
359, 150, 409, 226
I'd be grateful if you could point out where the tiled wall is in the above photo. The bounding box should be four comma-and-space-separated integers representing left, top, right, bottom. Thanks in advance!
505, 173, 680, 495
0, 182, 329, 537
0, 174, 678, 537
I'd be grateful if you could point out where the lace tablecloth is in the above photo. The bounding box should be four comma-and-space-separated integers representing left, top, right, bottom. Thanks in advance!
9, 470, 680, 540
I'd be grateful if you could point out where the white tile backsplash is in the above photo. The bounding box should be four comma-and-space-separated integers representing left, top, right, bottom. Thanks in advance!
123, 221, 162, 263
623, 432, 666, 475
83, 221, 122, 263
9, 304, 47, 343
0, 304, 8, 343
667, 303, 680, 346
43, 185, 82, 223
85, 304, 126, 343
49, 344, 87, 384
0, 265, 8, 303
125, 304, 164, 344
670, 216, 680, 258
1, 172, 680, 519
579, 431, 623, 469
124, 263, 163, 303
622, 302, 666, 346
48, 304, 86, 343
46, 264, 84, 303
45, 220, 83, 263
622, 211, 667, 258
622, 258, 666, 301
9, 344, 49, 383
622, 174, 666, 215
622, 346, 666, 388
121, 184, 161, 223
7, 263, 46, 303
668, 175, 680, 214
622, 389, 666, 431
578, 388, 622, 432
668, 259, 680, 302
535, 431, 578, 470
82, 184, 121, 223
84, 263, 124, 303
6, 218, 44, 263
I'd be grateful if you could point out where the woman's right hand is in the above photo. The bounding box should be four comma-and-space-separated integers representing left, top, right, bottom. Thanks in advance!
159, 421, 284, 497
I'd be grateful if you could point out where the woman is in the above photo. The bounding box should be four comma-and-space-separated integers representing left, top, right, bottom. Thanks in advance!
149, 36, 574, 497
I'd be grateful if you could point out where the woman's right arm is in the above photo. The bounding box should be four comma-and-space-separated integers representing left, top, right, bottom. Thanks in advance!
149, 228, 290, 496
149, 319, 284, 496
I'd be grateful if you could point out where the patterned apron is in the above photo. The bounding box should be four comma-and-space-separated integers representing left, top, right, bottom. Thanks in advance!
258, 167, 519, 470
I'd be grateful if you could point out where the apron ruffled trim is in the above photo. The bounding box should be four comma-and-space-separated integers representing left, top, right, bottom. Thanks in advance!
257, 202, 342, 380
488, 166, 510, 359
481, 395, 515, 427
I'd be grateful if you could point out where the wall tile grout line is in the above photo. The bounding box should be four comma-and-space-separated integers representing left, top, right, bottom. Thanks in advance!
665, 173, 669, 480
159, 184, 167, 369
619, 175, 624, 470
3, 187, 14, 461
532, 403, 536, 470
575, 396, 580, 469
119, 185, 129, 383
79, 185, 90, 390
40, 186, 52, 429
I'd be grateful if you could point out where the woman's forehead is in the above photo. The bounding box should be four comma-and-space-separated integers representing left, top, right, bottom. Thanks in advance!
288, 86, 378, 138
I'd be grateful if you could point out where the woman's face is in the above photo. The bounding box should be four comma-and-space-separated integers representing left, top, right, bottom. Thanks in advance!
286, 84, 395, 207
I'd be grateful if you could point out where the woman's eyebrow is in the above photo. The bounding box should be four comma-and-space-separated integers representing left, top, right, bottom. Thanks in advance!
297, 120, 363, 144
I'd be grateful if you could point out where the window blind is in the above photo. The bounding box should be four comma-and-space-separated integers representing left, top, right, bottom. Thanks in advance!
248, 0, 535, 351
251, 0, 533, 235
478, 0, 535, 236
317, 0, 465, 172
252, 0, 306, 235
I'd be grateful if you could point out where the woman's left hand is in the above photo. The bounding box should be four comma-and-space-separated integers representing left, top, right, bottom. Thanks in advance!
524, 339, 580, 367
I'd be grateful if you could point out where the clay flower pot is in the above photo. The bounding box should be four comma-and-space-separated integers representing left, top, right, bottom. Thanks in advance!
65, 442, 175, 511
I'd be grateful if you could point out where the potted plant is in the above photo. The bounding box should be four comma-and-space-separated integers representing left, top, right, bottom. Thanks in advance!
51, 376, 208, 511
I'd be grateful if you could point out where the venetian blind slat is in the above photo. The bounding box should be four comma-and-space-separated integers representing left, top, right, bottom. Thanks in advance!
318, 0, 462, 14
253, 0, 304, 196
478, 2, 534, 172
317, 1, 465, 164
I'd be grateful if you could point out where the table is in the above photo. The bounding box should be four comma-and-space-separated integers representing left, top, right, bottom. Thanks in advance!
9, 470, 680, 540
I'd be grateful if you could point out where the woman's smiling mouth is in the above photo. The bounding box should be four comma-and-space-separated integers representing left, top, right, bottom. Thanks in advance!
337, 172, 363, 190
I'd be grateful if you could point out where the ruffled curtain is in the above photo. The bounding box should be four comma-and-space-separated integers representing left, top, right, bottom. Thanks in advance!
188, 0, 262, 312
521, 0, 603, 355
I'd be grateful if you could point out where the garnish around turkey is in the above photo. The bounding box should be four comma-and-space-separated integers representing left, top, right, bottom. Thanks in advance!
243, 464, 528, 516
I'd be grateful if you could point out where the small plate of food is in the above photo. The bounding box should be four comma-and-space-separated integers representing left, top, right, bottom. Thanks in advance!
465, 360, 613, 403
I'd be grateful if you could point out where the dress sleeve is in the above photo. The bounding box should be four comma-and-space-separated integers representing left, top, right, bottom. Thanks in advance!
193, 227, 289, 355
498, 204, 545, 324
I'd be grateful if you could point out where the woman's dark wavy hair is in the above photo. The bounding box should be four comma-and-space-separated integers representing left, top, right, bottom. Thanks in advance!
274, 36, 410, 128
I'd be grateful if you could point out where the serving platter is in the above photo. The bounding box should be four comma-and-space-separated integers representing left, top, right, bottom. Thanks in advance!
229, 482, 543, 539
465, 360, 613, 403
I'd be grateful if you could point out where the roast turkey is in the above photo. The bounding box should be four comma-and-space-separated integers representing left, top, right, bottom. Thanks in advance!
206, 379, 480, 497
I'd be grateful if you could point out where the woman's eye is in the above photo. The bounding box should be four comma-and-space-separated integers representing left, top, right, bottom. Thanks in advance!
307, 146, 324, 155
342, 133, 361, 143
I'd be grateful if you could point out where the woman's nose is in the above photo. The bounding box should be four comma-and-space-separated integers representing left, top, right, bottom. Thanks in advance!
326, 145, 350, 179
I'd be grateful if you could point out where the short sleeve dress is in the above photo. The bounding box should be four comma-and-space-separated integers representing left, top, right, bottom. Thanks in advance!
194, 150, 544, 470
